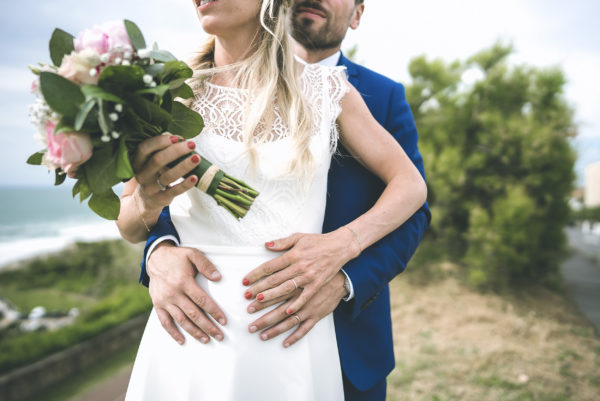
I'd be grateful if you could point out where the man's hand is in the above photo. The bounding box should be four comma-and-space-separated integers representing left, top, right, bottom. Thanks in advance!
242, 230, 359, 315
246, 272, 348, 347
148, 242, 227, 345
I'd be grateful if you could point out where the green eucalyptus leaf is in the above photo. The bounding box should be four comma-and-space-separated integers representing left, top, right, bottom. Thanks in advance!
98, 65, 145, 94
75, 98, 96, 131
171, 83, 194, 100
54, 170, 66, 186
145, 49, 177, 62
136, 84, 170, 97
27, 151, 45, 165
127, 94, 172, 130
82, 144, 121, 193
168, 101, 204, 138
124, 20, 146, 51
116, 137, 134, 179
40, 72, 84, 118
88, 189, 120, 220
78, 179, 93, 202
144, 64, 165, 77
55, 116, 76, 134
49, 28, 75, 67
81, 85, 124, 103
98, 100, 113, 136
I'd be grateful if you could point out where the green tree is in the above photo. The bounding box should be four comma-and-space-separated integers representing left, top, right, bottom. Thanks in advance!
407, 42, 577, 288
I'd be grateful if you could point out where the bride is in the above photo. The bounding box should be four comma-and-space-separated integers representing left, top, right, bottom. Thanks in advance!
116, 0, 427, 400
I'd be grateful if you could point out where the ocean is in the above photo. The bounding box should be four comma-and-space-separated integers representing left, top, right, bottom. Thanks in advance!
0, 186, 122, 268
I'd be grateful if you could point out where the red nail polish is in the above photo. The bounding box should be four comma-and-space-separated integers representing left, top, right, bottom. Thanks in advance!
190, 176, 198, 184
191, 155, 200, 163
170, 136, 179, 144
265, 241, 274, 248
244, 291, 252, 300
287, 308, 293, 315
242, 278, 250, 286
257, 294, 264, 301
187, 141, 196, 150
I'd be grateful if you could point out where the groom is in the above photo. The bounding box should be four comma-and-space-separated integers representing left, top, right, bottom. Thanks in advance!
140, 0, 430, 400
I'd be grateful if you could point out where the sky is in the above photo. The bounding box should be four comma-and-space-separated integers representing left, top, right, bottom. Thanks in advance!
1, 0, 599, 187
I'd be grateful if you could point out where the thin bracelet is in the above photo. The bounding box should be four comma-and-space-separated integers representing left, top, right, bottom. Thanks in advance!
344, 226, 362, 253
134, 185, 151, 233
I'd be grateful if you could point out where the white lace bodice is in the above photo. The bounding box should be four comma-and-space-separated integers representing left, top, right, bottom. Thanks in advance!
170, 63, 349, 246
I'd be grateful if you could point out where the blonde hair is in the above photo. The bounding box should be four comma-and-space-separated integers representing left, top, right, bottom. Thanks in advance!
187, 0, 314, 177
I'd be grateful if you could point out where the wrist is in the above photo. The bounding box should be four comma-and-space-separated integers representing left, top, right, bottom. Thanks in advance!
334, 271, 349, 300
333, 226, 361, 260
147, 241, 176, 277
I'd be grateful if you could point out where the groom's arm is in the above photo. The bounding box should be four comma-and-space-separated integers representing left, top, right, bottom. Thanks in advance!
343, 81, 430, 319
139, 207, 180, 287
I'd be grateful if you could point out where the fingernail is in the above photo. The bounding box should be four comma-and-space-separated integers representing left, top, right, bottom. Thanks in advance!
191, 155, 200, 163
286, 308, 293, 315
244, 291, 252, 300
178, 339, 184, 345
257, 294, 264, 301
201, 337, 209, 344
265, 241, 274, 248
190, 176, 198, 184
170, 136, 179, 144
211, 271, 221, 280
242, 278, 250, 286
219, 318, 226, 325
248, 306, 256, 313
249, 325, 257, 333
261, 333, 268, 340
187, 141, 196, 150
283, 342, 290, 348
216, 334, 224, 341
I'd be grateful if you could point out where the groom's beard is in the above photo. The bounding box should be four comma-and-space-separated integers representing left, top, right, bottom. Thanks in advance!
289, 2, 347, 51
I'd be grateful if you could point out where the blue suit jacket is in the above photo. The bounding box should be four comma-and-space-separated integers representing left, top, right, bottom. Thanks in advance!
139, 54, 430, 391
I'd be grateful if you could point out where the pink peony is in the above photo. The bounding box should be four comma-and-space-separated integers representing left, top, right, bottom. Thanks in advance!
74, 21, 132, 55
45, 121, 93, 174
58, 49, 100, 85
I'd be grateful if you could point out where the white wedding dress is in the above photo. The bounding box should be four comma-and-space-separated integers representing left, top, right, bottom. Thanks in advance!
125, 63, 349, 401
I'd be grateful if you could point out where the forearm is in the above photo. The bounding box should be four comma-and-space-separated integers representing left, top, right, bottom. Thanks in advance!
116, 181, 163, 243
341, 172, 427, 254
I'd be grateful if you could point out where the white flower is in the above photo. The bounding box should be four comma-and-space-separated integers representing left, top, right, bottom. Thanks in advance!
111, 131, 120, 139
121, 60, 131, 66
100, 53, 111, 64
115, 104, 123, 113
123, 51, 132, 60
143, 74, 153, 84
101, 135, 111, 143
109, 113, 119, 122
89, 68, 98, 77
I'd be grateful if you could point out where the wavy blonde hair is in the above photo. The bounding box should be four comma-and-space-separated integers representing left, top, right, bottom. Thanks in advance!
187, 0, 314, 177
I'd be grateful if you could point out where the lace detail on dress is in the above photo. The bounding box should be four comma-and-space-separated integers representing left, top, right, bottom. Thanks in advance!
171, 63, 350, 246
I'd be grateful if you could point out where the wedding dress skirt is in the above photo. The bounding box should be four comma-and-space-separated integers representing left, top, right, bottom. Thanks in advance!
125, 245, 344, 401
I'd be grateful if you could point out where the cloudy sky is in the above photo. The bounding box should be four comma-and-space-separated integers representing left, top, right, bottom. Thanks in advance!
1, 0, 598, 187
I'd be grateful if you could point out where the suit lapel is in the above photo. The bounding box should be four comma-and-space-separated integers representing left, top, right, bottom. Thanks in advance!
338, 53, 359, 88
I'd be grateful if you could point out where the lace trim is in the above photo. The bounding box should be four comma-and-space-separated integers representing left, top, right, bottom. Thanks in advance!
188, 63, 349, 151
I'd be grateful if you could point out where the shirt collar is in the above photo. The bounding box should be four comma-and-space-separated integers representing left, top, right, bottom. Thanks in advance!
294, 50, 342, 67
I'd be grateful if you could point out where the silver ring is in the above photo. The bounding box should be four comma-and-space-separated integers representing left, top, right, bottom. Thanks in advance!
156, 176, 168, 191
293, 314, 301, 324
290, 278, 298, 289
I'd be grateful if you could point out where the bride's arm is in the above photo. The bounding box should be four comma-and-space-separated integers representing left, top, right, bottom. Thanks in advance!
244, 85, 427, 314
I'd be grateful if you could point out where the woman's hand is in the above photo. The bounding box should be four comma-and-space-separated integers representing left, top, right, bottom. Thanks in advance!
116, 134, 202, 243
242, 229, 360, 315
132, 134, 201, 211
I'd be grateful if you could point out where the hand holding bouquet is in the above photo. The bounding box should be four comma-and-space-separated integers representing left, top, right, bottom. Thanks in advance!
28, 20, 258, 220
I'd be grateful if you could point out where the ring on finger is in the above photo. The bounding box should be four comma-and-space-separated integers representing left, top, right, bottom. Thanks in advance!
293, 313, 301, 324
290, 278, 299, 290
156, 175, 168, 191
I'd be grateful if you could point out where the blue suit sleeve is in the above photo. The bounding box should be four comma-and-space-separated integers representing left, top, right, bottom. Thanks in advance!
343, 83, 431, 319
139, 207, 180, 287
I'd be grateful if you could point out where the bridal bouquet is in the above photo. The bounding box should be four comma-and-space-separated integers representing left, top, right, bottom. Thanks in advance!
27, 20, 258, 220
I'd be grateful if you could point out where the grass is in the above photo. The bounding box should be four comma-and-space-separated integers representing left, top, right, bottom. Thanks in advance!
386, 273, 600, 401
0, 288, 95, 313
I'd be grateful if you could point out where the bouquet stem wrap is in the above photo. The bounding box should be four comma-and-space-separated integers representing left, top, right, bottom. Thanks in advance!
170, 152, 259, 220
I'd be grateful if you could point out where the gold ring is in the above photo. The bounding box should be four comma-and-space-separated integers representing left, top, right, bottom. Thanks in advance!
290, 278, 298, 289
293, 314, 301, 324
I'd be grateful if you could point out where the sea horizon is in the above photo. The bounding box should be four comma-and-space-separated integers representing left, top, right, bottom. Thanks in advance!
0, 185, 123, 268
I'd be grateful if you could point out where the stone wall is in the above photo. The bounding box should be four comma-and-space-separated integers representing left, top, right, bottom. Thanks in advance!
0, 314, 148, 401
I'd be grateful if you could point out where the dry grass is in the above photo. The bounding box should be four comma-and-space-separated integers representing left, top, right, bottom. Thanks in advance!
387, 266, 600, 401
